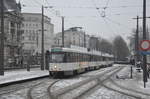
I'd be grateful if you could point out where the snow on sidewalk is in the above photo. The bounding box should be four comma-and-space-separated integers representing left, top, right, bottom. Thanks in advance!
0, 68, 49, 85
108, 65, 150, 98
112, 65, 150, 93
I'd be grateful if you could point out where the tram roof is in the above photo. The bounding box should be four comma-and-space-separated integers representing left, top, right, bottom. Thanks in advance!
50, 46, 113, 58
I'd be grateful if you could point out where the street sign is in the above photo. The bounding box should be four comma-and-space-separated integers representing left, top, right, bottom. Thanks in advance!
139, 51, 150, 55
140, 40, 150, 51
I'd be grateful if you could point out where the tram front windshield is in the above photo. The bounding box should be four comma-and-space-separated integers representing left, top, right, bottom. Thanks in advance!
51, 53, 64, 63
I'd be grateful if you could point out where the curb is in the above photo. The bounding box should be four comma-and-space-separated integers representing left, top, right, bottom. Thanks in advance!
0, 75, 49, 87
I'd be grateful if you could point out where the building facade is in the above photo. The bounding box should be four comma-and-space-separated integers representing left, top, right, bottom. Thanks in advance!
54, 27, 90, 48
89, 36, 100, 50
21, 13, 54, 55
0, 0, 23, 68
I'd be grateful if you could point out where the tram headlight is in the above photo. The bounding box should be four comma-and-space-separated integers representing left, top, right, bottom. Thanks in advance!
54, 65, 57, 69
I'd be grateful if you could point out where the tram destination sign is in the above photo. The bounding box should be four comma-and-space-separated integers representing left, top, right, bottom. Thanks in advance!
51, 48, 62, 52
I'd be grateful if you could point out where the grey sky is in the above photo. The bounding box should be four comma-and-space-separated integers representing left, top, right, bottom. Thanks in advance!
17, 0, 150, 41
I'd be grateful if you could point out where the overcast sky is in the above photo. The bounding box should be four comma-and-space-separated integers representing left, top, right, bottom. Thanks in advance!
17, 0, 150, 42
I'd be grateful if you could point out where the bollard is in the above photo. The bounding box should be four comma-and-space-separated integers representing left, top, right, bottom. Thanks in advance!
130, 66, 133, 79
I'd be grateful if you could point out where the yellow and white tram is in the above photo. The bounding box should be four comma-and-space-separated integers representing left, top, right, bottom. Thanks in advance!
48, 46, 114, 77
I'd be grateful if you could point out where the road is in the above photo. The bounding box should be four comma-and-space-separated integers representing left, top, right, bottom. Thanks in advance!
0, 64, 149, 99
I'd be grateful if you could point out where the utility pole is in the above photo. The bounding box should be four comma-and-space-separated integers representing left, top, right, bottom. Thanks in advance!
133, 16, 139, 63
84, 32, 86, 48
136, 16, 139, 62
132, 15, 150, 88
41, 5, 44, 70
62, 16, 64, 47
143, 0, 147, 88
0, 0, 4, 75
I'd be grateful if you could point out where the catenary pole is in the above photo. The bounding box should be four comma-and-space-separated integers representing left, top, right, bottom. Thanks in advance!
143, 0, 147, 88
136, 16, 139, 62
62, 16, 64, 47
84, 32, 86, 47
41, 5, 44, 70
0, 0, 4, 75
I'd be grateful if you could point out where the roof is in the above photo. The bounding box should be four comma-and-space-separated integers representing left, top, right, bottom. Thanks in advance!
51, 46, 114, 58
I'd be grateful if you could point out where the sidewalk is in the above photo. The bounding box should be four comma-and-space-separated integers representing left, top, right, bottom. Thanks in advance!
109, 65, 150, 98
0, 68, 49, 85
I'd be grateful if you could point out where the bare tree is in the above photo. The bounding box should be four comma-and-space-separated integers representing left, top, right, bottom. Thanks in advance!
113, 35, 130, 61
98, 39, 113, 54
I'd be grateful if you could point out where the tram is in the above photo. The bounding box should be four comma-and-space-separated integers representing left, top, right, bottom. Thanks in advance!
48, 46, 114, 77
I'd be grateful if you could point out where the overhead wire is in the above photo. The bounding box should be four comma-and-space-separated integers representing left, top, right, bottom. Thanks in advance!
102, 18, 118, 36
21, 0, 146, 36
44, 0, 82, 29
91, 0, 135, 37
22, 0, 39, 7
91, 0, 118, 36
32, 0, 42, 6
104, 17, 132, 30
105, 0, 111, 9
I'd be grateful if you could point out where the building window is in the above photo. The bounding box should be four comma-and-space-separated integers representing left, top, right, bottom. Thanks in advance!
73, 40, 75, 45
22, 36, 24, 40
29, 36, 31, 40
22, 24, 24, 27
33, 30, 35, 33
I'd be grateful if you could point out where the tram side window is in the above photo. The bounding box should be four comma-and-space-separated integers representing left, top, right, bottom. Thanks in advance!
71, 53, 74, 62
89, 55, 92, 62
100, 56, 102, 61
77, 53, 79, 62
83, 54, 85, 61
78, 53, 81, 62
68, 52, 75, 62
81, 54, 84, 62
63, 53, 67, 62
102, 57, 106, 61
75, 53, 78, 62
85, 54, 88, 61
66, 52, 71, 62
88, 55, 90, 61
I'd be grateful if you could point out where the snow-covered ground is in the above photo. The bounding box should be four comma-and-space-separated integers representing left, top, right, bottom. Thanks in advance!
107, 65, 150, 98
87, 86, 136, 99
0, 68, 48, 85
51, 66, 119, 99
51, 77, 88, 92
51, 66, 117, 92
1, 64, 150, 99
85, 64, 150, 99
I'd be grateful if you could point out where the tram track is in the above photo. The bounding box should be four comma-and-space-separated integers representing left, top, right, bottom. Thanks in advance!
49, 66, 122, 99
74, 66, 123, 99
105, 78, 150, 98
101, 83, 141, 99
0, 78, 49, 96
1, 66, 135, 99
28, 79, 60, 99
78, 67, 149, 99
0, 78, 58, 99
